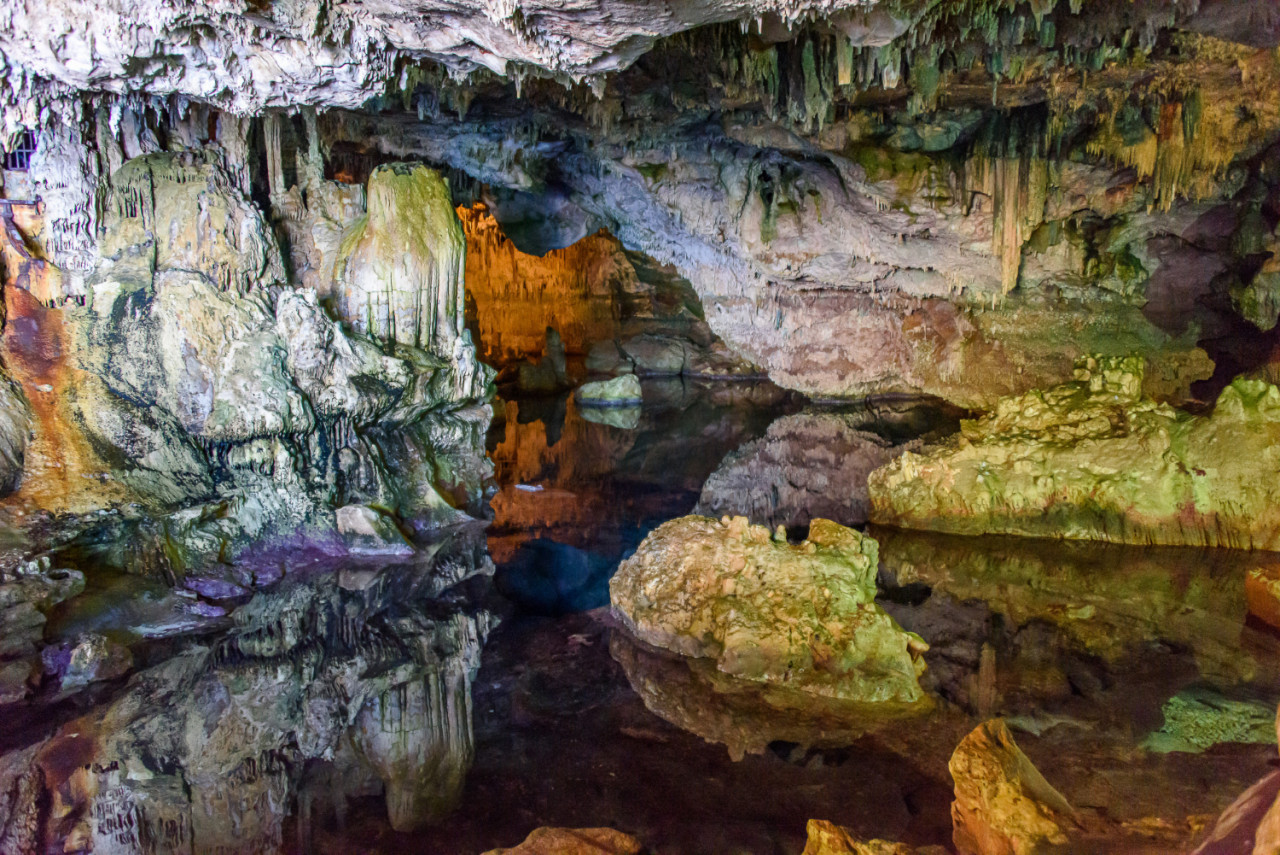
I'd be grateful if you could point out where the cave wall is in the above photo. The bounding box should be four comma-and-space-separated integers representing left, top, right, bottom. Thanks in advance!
0, 0, 1274, 539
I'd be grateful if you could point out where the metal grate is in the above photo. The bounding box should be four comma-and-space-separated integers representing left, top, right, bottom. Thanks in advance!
4, 131, 36, 171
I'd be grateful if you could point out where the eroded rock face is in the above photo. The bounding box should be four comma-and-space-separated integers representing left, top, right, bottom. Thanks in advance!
695, 404, 960, 529
870, 358, 1280, 551
802, 819, 947, 855
482, 826, 646, 855
0, 138, 495, 569
949, 720, 1076, 855
609, 514, 927, 702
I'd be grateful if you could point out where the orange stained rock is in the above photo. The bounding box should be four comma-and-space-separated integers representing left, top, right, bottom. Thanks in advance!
0, 201, 64, 306
949, 719, 1076, 855
1247, 564, 1280, 633
0, 284, 132, 513
481, 827, 645, 855
459, 204, 628, 366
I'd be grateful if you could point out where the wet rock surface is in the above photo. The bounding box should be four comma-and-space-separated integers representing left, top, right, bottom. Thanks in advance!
610, 515, 927, 702
870, 358, 1280, 550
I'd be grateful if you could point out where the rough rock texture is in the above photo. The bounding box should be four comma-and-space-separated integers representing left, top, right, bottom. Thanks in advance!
696, 402, 960, 528
1, 131, 493, 568
576, 374, 642, 406
869, 358, 1280, 550
949, 720, 1076, 855
0, 556, 84, 705
610, 514, 927, 702
802, 819, 947, 855
0, 1, 903, 119
482, 826, 646, 855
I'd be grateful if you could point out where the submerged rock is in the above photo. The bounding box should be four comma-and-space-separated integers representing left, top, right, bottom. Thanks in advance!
949, 720, 1076, 855
1143, 688, 1278, 754
609, 515, 927, 702
870, 358, 1280, 550
481, 827, 646, 855
802, 819, 947, 855
576, 374, 642, 406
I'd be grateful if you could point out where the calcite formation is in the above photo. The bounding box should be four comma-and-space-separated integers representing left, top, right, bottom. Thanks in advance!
869, 358, 1280, 551
336, 163, 467, 353
609, 514, 928, 702
575, 374, 642, 406
802, 820, 947, 855
948, 720, 1076, 855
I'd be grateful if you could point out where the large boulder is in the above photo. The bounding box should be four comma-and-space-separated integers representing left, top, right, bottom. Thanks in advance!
870, 357, 1280, 550
609, 514, 927, 702
802, 820, 947, 855
949, 720, 1076, 855
482, 827, 645, 855
575, 374, 642, 407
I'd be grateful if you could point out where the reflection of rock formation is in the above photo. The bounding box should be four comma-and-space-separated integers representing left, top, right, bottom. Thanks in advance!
870, 359, 1280, 551
486, 383, 788, 567
874, 526, 1267, 699
609, 630, 933, 761
696, 401, 961, 529
8, 528, 496, 852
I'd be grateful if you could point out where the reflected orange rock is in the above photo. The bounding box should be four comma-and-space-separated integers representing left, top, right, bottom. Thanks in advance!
486, 396, 636, 564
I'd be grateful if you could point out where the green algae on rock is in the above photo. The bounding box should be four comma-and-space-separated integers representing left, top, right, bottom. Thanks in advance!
869, 357, 1280, 551
575, 374, 642, 406
609, 514, 928, 702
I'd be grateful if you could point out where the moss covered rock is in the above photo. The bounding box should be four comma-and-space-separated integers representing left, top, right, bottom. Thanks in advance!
869, 357, 1280, 551
609, 514, 927, 702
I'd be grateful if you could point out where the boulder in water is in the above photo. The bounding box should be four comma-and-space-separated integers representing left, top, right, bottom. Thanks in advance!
609, 515, 927, 702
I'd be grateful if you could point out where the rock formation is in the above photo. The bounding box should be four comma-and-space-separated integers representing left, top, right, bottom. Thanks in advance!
869, 358, 1280, 550
696, 400, 961, 529
802, 819, 947, 855
610, 514, 928, 702
948, 720, 1076, 855
576, 374, 642, 407
482, 826, 646, 855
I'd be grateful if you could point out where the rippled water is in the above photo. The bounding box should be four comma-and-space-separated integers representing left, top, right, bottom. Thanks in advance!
2, 379, 1278, 854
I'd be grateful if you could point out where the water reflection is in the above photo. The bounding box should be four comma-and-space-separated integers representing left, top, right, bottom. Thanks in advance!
485, 379, 793, 612
1, 384, 1278, 854
2, 526, 496, 853
695, 400, 963, 529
